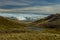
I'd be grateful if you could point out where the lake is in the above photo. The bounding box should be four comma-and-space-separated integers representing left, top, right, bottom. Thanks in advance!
26, 27, 45, 31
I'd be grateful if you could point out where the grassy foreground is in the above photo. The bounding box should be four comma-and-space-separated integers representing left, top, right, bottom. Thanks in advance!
0, 30, 60, 40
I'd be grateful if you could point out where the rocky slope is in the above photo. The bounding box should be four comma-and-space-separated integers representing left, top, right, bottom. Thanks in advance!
31, 14, 60, 28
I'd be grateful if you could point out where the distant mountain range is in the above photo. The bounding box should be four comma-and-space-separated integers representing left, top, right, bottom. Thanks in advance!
0, 13, 60, 31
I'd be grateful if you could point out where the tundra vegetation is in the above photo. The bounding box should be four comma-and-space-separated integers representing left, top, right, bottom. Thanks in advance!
0, 14, 60, 40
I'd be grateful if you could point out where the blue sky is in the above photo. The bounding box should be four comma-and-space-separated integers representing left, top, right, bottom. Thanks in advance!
0, 0, 60, 14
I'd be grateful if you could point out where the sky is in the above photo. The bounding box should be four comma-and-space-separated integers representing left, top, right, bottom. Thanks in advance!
0, 0, 60, 14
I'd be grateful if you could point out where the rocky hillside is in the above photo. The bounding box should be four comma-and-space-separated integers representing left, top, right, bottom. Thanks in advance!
31, 14, 60, 28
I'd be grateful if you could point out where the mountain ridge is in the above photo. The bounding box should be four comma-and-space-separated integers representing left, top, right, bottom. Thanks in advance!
31, 13, 60, 28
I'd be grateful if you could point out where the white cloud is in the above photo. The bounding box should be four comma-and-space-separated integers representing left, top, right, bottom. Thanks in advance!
0, 4, 60, 14
15, 6, 55, 13
16, 4, 60, 14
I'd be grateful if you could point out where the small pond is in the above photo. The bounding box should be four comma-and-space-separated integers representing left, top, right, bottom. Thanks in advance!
26, 27, 45, 31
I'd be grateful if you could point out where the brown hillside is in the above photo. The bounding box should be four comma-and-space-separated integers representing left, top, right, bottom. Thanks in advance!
31, 14, 60, 28
0, 16, 25, 30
